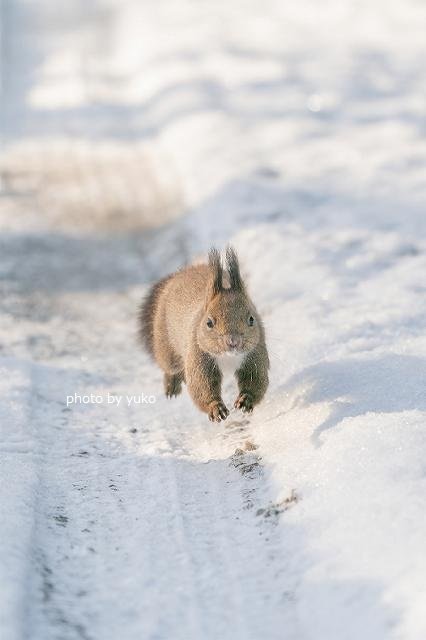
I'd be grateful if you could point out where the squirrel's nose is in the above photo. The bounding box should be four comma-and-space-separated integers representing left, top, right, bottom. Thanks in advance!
225, 335, 241, 350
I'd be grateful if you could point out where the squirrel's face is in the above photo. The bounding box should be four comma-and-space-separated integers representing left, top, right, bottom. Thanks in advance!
197, 291, 261, 356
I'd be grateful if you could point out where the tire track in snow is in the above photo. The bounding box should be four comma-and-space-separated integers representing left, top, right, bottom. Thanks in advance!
0, 216, 299, 640
0, 180, 297, 639
163, 411, 297, 640
0, 213, 297, 640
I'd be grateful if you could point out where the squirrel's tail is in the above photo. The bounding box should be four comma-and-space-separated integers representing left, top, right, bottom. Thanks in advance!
139, 275, 172, 355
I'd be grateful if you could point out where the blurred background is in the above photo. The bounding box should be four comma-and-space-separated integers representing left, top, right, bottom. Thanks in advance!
1, 0, 424, 240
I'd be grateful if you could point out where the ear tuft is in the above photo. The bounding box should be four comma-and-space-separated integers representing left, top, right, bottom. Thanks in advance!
206, 247, 223, 303
226, 245, 244, 292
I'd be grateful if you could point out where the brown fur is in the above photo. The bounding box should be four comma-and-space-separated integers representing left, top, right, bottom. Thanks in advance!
139, 247, 269, 421
139, 274, 172, 355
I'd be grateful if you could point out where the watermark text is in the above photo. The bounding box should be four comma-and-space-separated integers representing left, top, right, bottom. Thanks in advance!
66, 392, 156, 407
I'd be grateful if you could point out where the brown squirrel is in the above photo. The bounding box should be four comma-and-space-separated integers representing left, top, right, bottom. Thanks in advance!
139, 246, 269, 422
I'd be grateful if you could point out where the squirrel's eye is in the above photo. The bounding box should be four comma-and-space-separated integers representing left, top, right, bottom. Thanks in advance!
206, 317, 215, 329
248, 315, 255, 326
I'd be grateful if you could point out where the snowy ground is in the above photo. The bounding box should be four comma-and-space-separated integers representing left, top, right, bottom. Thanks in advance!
1, 1, 426, 639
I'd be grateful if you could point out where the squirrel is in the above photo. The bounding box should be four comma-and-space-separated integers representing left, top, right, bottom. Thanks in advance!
139, 246, 269, 422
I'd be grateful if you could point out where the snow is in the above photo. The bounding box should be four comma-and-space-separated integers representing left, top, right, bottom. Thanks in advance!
1, 0, 426, 639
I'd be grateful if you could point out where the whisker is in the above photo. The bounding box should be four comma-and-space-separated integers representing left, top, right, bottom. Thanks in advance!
265, 348, 287, 367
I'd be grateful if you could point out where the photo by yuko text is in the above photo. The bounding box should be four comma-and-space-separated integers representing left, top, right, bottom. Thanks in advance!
66, 392, 156, 408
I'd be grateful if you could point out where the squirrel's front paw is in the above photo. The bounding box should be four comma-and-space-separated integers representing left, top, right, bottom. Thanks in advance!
208, 400, 229, 422
234, 392, 254, 413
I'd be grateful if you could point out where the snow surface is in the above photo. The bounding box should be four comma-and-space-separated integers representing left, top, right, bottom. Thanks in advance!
1, 1, 426, 639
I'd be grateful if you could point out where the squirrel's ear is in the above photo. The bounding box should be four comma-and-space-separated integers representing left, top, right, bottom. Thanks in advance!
226, 245, 245, 293
205, 247, 223, 304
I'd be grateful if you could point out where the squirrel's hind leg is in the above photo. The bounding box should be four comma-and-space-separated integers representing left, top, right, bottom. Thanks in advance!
164, 371, 185, 398
152, 311, 184, 398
